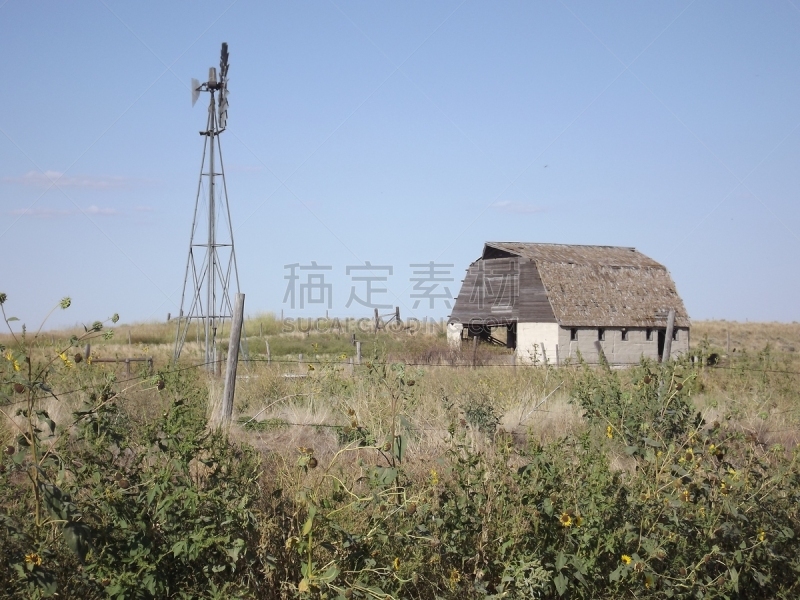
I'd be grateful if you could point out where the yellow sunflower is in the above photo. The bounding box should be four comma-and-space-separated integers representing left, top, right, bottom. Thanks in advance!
24, 552, 42, 566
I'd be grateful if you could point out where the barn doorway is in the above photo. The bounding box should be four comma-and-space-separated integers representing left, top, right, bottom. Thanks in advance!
657, 329, 666, 362
506, 323, 517, 349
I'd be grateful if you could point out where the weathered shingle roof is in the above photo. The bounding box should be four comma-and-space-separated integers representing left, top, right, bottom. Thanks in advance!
482, 242, 690, 328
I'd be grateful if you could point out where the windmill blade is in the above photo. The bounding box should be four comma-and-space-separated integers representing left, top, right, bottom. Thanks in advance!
218, 42, 230, 129
218, 84, 228, 129
220, 42, 229, 82
191, 78, 201, 107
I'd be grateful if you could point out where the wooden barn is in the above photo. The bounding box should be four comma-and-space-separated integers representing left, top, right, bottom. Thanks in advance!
447, 242, 690, 365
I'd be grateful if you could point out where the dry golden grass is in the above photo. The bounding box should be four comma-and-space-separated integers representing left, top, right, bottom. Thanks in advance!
692, 320, 800, 354
3, 319, 798, 461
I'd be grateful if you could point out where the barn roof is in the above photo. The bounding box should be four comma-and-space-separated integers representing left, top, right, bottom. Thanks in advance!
476, 242, 690, 328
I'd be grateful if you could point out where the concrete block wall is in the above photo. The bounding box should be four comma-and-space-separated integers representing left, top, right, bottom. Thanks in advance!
558, 326, 689, 365
443, 322, 690, 366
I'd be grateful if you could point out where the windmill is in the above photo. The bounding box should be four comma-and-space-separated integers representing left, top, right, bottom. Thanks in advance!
174, 42, 242, 368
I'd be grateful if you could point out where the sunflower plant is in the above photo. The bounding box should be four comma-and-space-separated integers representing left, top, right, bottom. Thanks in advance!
0, 294, 119, 596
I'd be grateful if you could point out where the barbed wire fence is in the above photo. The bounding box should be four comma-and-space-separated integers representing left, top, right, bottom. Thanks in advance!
4, 350, 798, 441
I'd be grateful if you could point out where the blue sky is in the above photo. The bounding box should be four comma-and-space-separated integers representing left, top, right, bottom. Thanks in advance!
1, 0, 799, 329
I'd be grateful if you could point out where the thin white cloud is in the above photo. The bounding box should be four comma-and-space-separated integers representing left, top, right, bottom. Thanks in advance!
492, 201, 546, 215
10, 205, 120, 219
9, 207, 73, 219
85, 205, 119, 216
3, 170, 131, 189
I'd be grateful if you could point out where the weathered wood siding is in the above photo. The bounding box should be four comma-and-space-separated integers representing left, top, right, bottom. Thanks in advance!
449, 258, 556, 324
517, 261, 557, 323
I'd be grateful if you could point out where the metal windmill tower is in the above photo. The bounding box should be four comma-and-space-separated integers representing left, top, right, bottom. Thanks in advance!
174, 42, 241, 368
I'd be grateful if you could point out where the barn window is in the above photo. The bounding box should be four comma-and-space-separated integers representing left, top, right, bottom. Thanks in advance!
621, 328, 628, 341
673, 328, 678, 341
646, 328, 653, 341
598, 328, 605, 341
570, 328, 578, 341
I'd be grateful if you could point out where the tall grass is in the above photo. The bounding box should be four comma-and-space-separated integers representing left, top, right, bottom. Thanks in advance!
3, 314, 800, 598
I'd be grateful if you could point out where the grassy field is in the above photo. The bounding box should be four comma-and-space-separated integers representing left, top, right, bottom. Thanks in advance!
2, 313, 800, 598
16, 314, 800, 363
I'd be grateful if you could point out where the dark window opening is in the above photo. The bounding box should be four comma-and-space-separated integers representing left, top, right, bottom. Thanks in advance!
672, 328, 678, 341
621, 329, 628, 341
570, 328, 578, 341
646, 328, 653, 341
598, 328, 605, 341
658, 329, 666, 361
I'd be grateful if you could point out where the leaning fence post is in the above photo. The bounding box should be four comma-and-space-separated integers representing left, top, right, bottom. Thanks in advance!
662, 308, 676, 363
221, 293, 245, 425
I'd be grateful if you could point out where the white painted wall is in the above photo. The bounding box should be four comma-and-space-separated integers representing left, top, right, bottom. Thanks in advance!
517, 322, 559, 365
446, 322, 463, 349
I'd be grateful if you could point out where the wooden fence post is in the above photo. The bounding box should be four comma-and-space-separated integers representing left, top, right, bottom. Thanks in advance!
221, 293, 245, 425
472, 335, 478, 368
662, 308, 676, 363
355, 341, 362, 365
